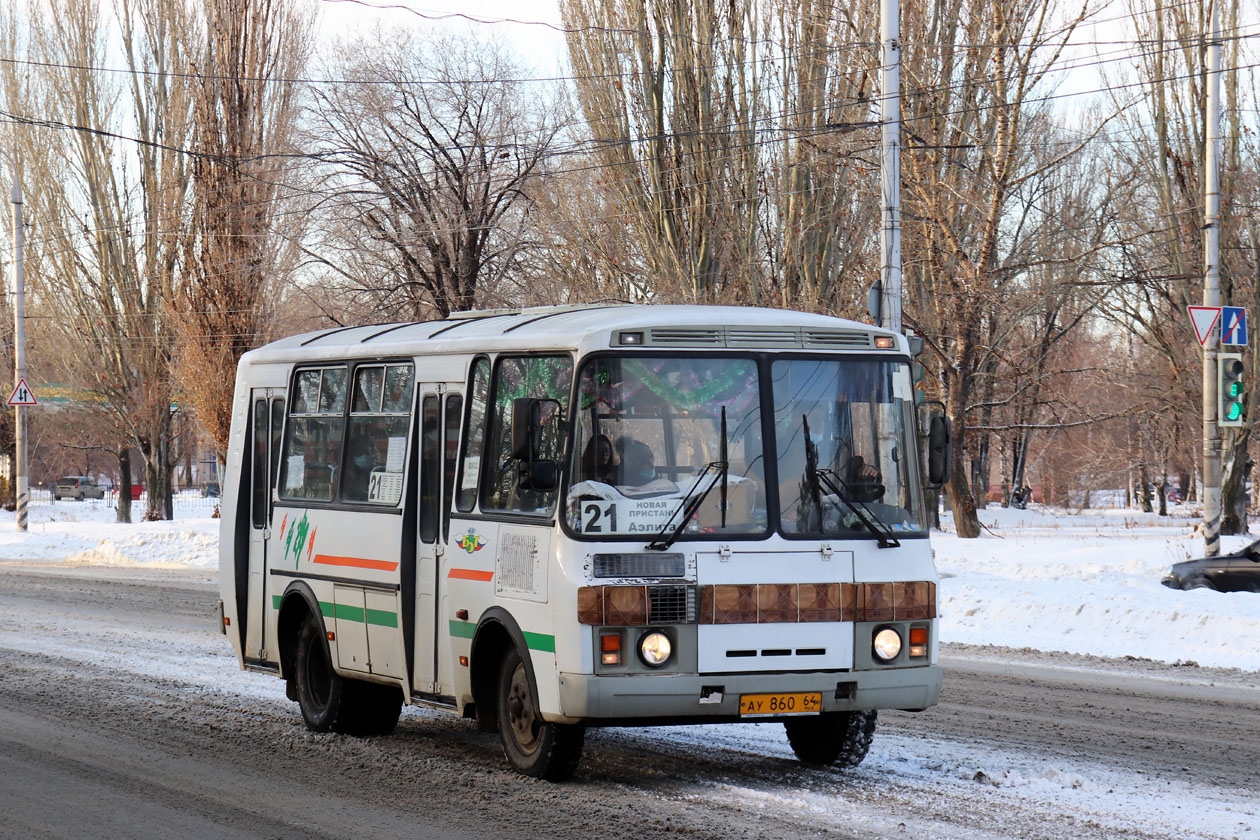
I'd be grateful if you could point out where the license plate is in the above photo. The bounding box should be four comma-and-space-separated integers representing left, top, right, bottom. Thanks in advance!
738, 692, 822, 717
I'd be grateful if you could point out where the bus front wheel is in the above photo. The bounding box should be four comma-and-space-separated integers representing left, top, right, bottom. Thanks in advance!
784, 710, 877, 768
496, 647, 584, 781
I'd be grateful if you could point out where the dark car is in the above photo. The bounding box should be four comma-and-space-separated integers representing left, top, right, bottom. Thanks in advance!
1162, 540, 1260, 593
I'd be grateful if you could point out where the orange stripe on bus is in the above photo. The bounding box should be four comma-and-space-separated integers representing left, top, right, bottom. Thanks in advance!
313, 554, 399, 572
448, 568, 494, 581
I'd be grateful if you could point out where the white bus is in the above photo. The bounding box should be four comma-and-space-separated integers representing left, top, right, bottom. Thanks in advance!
219, 304, 949, 781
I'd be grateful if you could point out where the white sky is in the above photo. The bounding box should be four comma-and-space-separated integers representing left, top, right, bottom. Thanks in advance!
315, 0, 568, 75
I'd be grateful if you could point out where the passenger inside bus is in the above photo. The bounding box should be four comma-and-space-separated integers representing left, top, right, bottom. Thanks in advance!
615, 438, 657, 486
581, 434, 618, 484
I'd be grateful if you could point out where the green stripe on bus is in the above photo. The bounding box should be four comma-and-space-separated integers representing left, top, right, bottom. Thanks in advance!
272, 597, 397, 627
365, 608, 398, 628
447, 620, 554, 653
522, 631, 556, 653
333, 603, 364, 623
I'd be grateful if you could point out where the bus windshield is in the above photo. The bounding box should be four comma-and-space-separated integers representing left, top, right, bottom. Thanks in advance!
566, 355, 767, 539
772, 358, 926, 536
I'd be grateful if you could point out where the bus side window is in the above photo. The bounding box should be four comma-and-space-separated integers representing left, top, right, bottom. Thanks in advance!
279, 367, 347, 502
455, 358, 490, 512
443, 394, 462, 540
482, 355, 573, 515
419, 395, 440, 542
343, 363, 413, 505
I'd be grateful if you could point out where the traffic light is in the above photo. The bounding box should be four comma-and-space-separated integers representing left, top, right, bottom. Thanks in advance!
1219, 352, 1246, 427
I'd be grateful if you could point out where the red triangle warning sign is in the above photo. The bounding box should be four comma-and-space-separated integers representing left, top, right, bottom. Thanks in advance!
1188, 306, 1222, 347
7, 378, 37, 406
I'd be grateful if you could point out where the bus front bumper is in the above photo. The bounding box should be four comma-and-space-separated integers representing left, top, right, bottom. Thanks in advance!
554, 665, 942, 724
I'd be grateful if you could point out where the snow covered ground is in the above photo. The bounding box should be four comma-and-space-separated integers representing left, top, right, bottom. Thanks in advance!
933, 505, 1260, 670
2, 496, 1259, 671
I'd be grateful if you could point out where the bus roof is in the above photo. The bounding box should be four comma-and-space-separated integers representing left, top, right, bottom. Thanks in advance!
242, 304, 908, 365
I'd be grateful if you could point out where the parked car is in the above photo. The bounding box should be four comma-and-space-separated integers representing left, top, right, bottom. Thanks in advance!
54, 476, 106, 501
1162, 540, 1260, 593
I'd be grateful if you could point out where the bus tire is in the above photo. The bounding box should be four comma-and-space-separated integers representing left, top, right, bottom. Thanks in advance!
496, 647, 584, 781
294, 613, 346, 733
784, 710, 877, 768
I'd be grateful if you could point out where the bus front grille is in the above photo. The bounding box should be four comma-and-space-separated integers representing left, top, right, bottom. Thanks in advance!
649, 585, 697, 625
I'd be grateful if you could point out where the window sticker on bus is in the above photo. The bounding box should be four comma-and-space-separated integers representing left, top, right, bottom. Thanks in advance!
461, 456, 480, 489
286, 455, 304, 489
892, 367, 911, 400
385, 436, 406, 473
368, 470, 403, 504
579, 501, 616, 533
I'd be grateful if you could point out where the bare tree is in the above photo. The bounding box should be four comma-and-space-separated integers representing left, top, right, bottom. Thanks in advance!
0, 0, 198, 520
561, 0, 765, 301
182, 0, 311, 456
305, 29, 561, 320
899, 0, 1096, 536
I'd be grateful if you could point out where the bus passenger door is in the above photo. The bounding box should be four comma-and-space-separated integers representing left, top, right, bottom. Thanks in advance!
414, 387, 462, 695
245, 390, 285, 661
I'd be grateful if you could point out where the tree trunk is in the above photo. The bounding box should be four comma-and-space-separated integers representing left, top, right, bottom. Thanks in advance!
945, 390, 981, 538
116, 446, 132, 524
1139, 465, 1153, 513
1222, 435, 1249, 534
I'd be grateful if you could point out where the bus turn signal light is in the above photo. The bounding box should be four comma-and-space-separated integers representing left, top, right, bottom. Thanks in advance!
601, 633, 622, 666
909, 627, 928, 658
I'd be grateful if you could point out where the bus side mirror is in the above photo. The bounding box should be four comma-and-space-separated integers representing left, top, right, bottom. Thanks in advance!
926, 413, 951, 488
511, 397, 562, 492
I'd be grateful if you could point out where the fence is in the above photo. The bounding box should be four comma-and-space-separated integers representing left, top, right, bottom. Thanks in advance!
26, 484, 223, 516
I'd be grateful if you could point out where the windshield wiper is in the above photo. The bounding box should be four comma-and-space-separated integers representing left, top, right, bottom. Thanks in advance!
799, 413, 899, 549
646, 407, 729, 551
814, 467, 900, 549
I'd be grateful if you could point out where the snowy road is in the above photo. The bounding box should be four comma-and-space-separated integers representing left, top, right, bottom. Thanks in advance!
1, 564, 1257, 840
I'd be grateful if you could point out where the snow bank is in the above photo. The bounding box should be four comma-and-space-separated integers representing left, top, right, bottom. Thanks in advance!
937, 506, 1260, 670
0, 497, 218, 569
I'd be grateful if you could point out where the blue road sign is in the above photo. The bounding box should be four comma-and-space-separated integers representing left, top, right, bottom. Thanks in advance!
1222, 306, 1248, 346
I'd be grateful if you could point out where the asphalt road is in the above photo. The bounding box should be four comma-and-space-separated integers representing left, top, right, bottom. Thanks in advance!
1, 565, 1256, 839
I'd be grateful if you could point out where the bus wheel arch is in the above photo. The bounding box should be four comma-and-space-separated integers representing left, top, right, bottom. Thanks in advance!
276, 582, 322, 698
469, 608, 535, 733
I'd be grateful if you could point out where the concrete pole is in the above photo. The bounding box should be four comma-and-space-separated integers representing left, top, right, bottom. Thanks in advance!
1202, 0, 1222, 556
10, 176, 26, 532
879, 0, 902, 335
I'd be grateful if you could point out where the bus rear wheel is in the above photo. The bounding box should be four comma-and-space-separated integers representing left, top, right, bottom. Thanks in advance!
784, 710, 877, 768
496, 647, 584, 781
294, 613, 401, 736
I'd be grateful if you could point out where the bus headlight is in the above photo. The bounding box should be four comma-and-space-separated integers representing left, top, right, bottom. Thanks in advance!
638, 631, 672, 667
872, 627, 902, 662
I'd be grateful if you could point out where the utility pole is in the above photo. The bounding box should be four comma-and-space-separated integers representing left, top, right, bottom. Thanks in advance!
879, 0, 902, 335
9, 174, 27, 532
1202, 0, 1222, 556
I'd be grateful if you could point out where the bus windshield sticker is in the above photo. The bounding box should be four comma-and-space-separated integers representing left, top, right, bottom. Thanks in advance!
892, 367, 911, 401
579, 500, 616, 533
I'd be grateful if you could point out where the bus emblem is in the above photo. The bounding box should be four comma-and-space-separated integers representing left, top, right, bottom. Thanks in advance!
458, 529, 485, 554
